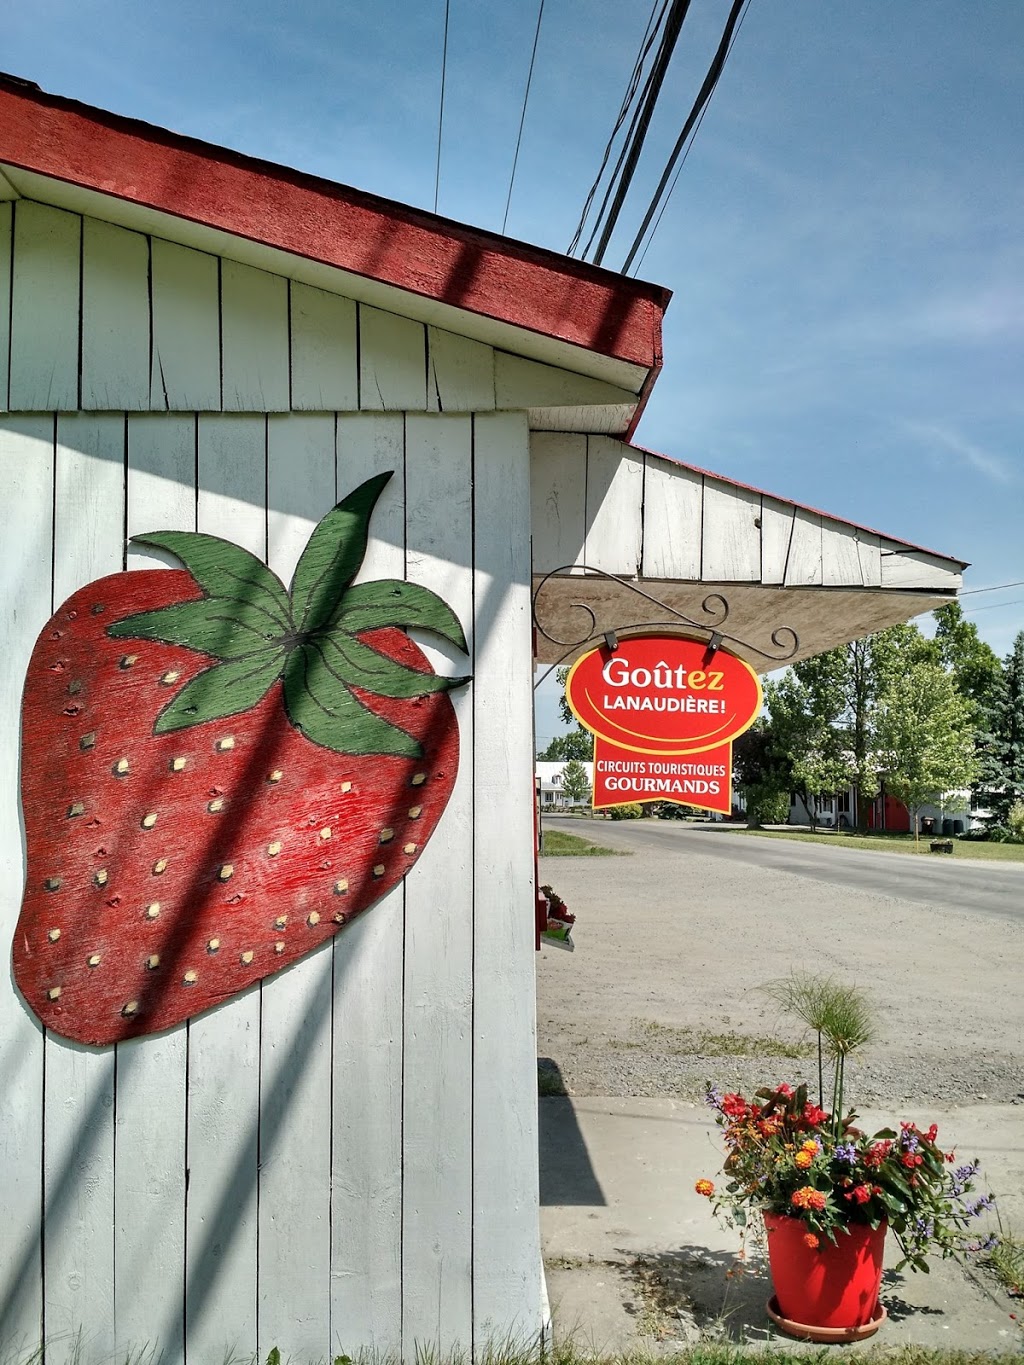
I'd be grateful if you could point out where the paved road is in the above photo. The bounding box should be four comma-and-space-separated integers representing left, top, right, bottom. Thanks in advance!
543, 815, 1024, 923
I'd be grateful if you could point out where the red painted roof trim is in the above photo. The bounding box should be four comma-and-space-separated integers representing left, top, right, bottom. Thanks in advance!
632, 444, 969, 568
0, 75, 670, 376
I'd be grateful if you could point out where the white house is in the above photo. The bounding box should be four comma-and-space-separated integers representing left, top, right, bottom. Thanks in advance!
535, 760, 595, 809
0, 74, 968, 1363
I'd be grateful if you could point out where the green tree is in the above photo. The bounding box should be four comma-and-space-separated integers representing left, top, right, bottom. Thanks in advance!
874, 661, 979, 834
560, 758, 591, 807
733, 719, 793, 827
983, 630, 1024, 822
537, 728, 593, 761
765, 655, 852, 830
932, 602, 1002, 718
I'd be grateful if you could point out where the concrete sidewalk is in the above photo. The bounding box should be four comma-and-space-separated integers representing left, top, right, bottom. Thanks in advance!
539, 1095, 1024, 1355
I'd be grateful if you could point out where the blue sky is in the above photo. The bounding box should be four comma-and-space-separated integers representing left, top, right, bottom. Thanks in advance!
7, 0, 1022, 747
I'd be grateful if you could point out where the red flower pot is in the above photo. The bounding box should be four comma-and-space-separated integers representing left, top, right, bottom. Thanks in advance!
764, 1212, 886, 1333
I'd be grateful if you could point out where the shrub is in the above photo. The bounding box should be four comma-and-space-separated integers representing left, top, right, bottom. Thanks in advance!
1007, 800, 1024, 843
608, 802, 644, 820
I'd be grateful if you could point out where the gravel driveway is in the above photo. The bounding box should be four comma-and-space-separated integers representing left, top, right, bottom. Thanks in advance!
536, 817, 1024, 1108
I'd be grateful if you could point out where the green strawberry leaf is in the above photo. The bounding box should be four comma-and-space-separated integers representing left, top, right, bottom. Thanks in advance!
332, 580, 469, 653
291, 472, 392, 636
154, 649, 286, 733
130, 531, 292, 631
282, 643, 422, 757
109, 597, 288, 660
315, 628, 470, 699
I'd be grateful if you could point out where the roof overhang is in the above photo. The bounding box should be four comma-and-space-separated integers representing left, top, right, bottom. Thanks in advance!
0, 74, 668, 431
531, 442, 967, 670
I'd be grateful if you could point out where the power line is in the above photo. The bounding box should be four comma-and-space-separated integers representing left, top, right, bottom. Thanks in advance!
502, 0, 546, 235
621, 0, 750, 274
960, 580, 1024, 596
567, 0, 669, 256
632, 0, 753, 275
591, 0, 695, 266
961, 599, 1024, 615
434, 0, 450, 214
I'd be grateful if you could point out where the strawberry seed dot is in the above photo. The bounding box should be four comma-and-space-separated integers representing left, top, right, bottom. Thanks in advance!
372, 864, 385, 878
68, 679, 82, 694
113, 758, 130, 776
207, 938, 220, 953
267, 841, 282, 857
87, 954, 101, 969
274, 941, 285, 954
146, 954, 160, 970
216, 736, 235, 752
340, 781, 352, 793
170, 756, 187, 772
411, 773, 426, 786
307, 912, 320, 927
274, 915, 288, 930
268, 769, 283, 784
48, 928, 61, 942
183, 970, 198, 986
333, 880, 348, 895
408, 805, 422, 819
379, 828, 394, 844
67, 802, 85, 818
48, 986, 62, 1001
145, 902, 161, 919
141, 812, 158, 829
121, 1000, 138, 1017
240, 950, 254, 965
404, 843, 417, 855
218, 864, 234, 881
45, 877, 62, 892
207, 798, 225, 813
319, 827, 332, 842
94, 869, 108, 887
160, 671, 180, 685
152, 859, 168, 876
80, 733, 96, 751
119, 655, 138, 669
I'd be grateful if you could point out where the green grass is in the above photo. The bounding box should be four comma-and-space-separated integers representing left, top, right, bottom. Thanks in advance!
539, 829, 621, 856
734, 828, 1024, 861
6, 1338, 1021, 1365
987, 1228, 1024, 1296
611, 1017, 811, 1060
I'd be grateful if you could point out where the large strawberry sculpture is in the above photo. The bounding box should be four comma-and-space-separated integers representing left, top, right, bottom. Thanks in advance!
13, 471, 468, 1046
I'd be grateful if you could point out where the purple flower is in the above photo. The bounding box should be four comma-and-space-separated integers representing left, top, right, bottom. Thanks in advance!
900, 1128, 920, 1153
704, 1083, 724, 1111
913, 1216, 934, 1239
833, 1142, 858, 1165
963, 1194, 995, 1218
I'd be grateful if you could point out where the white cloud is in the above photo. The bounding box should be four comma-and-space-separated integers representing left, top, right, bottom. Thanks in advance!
903, 422, 1018, 485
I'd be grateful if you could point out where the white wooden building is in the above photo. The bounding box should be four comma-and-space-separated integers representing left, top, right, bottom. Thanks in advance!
0, 75, 967, 1364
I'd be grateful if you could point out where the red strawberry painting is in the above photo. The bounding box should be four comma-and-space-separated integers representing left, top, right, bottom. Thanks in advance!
13, 472, 469, 1046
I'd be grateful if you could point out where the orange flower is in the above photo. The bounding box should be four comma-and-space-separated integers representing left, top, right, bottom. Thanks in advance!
800, 1139, 820, 1154
695, 1179, 715, 1197
794, 1150, 814, 1169
803, 1233, 820, 1249
791, 1186, 828, 1211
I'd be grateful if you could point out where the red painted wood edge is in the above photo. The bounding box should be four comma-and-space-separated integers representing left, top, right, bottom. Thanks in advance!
0, 76, 670, 373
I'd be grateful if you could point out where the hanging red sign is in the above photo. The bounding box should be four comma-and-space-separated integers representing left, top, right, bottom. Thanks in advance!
592, 739, 733, 814
566, 634, 762, 817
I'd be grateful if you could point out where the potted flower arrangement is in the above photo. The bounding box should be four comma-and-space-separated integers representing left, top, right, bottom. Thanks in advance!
696, 976, 994, 1342
539, 883, 575, 948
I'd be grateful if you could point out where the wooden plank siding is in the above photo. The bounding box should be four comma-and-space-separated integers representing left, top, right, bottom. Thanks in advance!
0, 203, 642, 426
532, 438, 959, 593
0, 407, 542, 1362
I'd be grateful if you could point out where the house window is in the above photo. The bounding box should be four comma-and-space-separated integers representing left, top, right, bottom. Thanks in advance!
838, 791, 850, 814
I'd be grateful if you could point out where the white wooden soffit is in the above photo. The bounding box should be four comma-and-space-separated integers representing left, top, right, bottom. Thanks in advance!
530, 438, 966, 669
0, 164, 649, 402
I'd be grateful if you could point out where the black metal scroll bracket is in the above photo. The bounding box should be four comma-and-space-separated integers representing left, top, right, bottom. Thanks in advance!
531, 563, 800, 691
